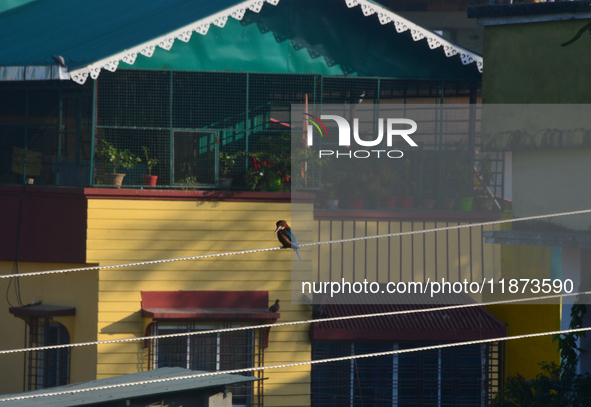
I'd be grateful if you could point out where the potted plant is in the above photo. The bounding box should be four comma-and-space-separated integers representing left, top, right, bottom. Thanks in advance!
219, 152, 236, 188
474, 154, 495, 211
345, 160, 369, 209
454, 146, 474, 211
320, 176, 343, 210
141, 146, 159, 186
440, 147, 459, 210
96, 140, 141, 188
396, 158, 417, 208
421, 182, 436, 210
365, 162, 399, 209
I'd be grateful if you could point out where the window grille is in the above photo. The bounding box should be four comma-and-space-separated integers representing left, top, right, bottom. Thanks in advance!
149, 322, 264, 407
311, 341, 502, 407
25, 318, 70, 390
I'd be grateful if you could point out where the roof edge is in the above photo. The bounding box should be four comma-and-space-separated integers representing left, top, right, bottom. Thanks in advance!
67, 0, 483, 85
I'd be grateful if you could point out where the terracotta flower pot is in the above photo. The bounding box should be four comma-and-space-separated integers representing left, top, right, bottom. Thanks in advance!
397, 196, 413, 208
380, 196, 397, 208
104, 173, 125, 188
143, 175, 158, 186
349, 195, 364, 209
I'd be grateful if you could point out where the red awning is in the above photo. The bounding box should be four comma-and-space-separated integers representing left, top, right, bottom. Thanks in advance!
310, 302, 507, 342
141, 291, 279, 320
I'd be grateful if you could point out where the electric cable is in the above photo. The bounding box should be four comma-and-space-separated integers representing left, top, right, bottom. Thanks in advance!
1, 207, 591, 281
0, 326, 589, 403
1, 289, 589, 356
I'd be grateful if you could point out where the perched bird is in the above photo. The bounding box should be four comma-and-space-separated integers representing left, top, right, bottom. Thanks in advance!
275, 220, 301, 261
269, 299, 280, 313
52, 55, 66, 67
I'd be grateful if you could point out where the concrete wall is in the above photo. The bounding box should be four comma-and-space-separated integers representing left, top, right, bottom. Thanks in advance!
482, 19, 591, 105
512, 148, 591, 232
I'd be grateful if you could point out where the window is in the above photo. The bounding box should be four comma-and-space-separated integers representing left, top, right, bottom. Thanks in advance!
311, 341, 501, 407
149, 322, 264, 407
26, 318, 70, 390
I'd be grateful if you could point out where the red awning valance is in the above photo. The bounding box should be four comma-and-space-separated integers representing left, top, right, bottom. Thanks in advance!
310, 302, 507, 342
141, 291, 279, 320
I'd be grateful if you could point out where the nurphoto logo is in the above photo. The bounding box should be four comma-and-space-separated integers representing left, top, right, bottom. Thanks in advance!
304, 113, 419, 158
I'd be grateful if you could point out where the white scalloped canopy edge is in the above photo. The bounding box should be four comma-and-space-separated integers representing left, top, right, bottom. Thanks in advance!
68, 0, 482, 85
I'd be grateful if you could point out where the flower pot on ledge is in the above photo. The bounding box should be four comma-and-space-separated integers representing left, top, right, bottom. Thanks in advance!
324, 199, 339, 210
474, 197, 494, 211
396, 196, 413, 209
380, 196, 397, 208
348, 195, 364, 210
441, 198, 456, 211
457, 197, 474, 211
143, 175, 158, 186
104, 173, 125, 188
219, 178, 233, 188
421, 198, 436, 211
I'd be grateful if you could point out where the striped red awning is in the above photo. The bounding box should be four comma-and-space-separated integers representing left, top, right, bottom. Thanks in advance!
310, 302, 507, 342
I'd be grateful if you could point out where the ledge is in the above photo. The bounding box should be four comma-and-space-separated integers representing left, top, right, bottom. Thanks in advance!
483, 230, 591, 249
315, 209, 503, 222
468, 1, 591, 26
0, 185, 317, 204
84, 188, 297, 203
9, 304, 76, 318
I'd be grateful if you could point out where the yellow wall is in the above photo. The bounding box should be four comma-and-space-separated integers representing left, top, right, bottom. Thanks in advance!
87, 199, 313, 407
482, 210, 560, 380
315, 219, 501, 296
0, 196, 557, 402
0, 262, 98, 395
485, 304, 560, 380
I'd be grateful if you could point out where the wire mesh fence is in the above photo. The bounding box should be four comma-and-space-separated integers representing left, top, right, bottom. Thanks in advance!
0, 71, 501, 212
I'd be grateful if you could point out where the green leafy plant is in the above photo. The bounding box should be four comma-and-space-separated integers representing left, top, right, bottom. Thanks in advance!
450, 145, 472, 198
245, 167, 281, 190
367, 161, 400, 199
141, 146, 159, 175
476, 155, 493, 197
219, 152, 236, 178
97, 140, 141, 174
400, 158, 417, 196
240, 133, 292, 190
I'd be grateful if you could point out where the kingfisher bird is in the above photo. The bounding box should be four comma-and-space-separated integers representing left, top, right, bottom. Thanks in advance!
275, 220, 301, 261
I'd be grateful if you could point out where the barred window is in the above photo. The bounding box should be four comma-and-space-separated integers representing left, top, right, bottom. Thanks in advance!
149, 322, 264, 407
26, 318, 70, 390
311, 341, 501, 407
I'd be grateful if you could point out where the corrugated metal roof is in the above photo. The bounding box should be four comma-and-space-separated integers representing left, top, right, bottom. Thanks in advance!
310, 296, 507, 342
0, 0, 482, 84
0, 368, 258, 407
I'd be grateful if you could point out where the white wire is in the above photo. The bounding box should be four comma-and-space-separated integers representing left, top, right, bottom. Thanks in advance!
2, 290, 589, 355
1, 326, 589, 403
2, 207, 591, 280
